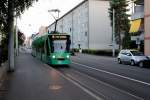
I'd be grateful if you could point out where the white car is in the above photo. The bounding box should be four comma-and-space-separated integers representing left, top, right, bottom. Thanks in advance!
117, 50, 150, 67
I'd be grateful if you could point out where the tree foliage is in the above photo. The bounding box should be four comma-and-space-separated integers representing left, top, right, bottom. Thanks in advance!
18, 30, 25, 45
0, 0, 38, 32
109, 0, 130, 49
0, 0, 38, 62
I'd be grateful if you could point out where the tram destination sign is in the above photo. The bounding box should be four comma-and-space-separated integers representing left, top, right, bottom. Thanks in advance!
52, 35, 67, 39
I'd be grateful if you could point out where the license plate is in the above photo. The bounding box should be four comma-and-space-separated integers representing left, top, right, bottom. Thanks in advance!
58, 61, 61, 64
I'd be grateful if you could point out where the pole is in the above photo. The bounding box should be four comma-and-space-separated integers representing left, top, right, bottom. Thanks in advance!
112, 9, 115, 57
8, 0, 14, 71
16, 17, 18, 56
72, 12, 74, 49
48, 9, 60, 33
54, 20, 58, 33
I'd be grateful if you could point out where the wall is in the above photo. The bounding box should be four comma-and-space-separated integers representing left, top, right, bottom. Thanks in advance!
72, 1, 88, 49
144, 0, 150, 55
88, 0, 112, 50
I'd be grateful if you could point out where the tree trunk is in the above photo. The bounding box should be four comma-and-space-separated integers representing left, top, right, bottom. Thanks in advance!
8, 0, 14, 71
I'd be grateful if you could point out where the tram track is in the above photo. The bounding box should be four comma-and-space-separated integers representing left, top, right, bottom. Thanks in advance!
57, 65, 143, 100
42, 54, 150, 100
72, 61, 150, 86
43, 63, 144, 100
43, 64, 104, 100
72, 56, 150, 82
69, 61, 150, 100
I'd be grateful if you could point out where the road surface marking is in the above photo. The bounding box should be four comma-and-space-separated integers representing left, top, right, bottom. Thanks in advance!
49, 85, 62, 90
72, 62, 150, 87
65, 73, 108, 100
43, 64, 103, 100
72, 69, 143, 100
72, 57, 141, 72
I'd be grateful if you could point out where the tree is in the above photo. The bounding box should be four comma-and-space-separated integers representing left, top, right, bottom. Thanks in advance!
0, 0, 38, 71
18, 30, 25, 46
109, 0, 130, 49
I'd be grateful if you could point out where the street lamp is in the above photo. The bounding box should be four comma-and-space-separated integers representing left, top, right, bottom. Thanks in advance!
48, 9, 61, 33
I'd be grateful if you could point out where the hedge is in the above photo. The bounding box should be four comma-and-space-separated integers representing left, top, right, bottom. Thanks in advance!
72, 49, 119, 57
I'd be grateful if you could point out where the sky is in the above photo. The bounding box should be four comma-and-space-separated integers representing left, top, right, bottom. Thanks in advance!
17, 0, 84, 37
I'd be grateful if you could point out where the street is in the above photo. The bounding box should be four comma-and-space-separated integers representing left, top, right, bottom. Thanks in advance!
69, 54, 150, 100
1, 0, 150, 100
1, 52, 150, 100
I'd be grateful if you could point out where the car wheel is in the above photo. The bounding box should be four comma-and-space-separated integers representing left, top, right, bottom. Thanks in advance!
139, 61, 144, 68
118, 58, 122, 64
131, 60, 135, 66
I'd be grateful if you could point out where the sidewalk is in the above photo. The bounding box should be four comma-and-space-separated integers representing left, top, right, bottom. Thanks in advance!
1, 53, 97, 100
0, 62, 8, 82
0, 62, 8, 100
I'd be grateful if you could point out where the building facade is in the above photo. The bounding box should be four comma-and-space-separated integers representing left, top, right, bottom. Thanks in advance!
144, 0, 150, 55
129, 0, 144, 51
48, 0, 114, 50
129, 0, 150, 55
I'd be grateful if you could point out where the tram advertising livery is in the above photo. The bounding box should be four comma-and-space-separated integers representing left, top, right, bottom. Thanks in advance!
32, 32, 71, 65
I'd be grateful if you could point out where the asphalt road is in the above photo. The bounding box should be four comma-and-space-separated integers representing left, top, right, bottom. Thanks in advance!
65, 53, 150, 100
1, 52, 150, 100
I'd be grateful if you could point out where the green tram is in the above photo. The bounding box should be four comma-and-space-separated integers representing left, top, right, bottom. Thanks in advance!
32, 32, 71, 65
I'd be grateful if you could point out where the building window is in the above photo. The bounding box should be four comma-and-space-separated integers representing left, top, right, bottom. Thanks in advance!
70, 28, 72, 32
85, 32, 87, 36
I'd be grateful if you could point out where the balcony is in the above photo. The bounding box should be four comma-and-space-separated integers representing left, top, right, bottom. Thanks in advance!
134, 0, 144, 5
131, 5, 144, 20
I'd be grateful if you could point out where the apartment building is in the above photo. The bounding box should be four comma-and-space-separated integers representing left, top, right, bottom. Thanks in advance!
129, 0, 150, 55
48, 0, 116, 50
129, 0, 144, 51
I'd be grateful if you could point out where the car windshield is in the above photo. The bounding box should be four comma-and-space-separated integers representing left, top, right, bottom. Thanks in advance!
130, 51, 144, 56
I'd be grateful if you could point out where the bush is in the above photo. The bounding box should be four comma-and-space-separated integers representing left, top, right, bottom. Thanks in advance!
1, 37, 8, 62
72, 48, 79, 52
82, 49, 119, 57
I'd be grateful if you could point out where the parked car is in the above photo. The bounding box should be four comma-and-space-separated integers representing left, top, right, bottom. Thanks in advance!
117, 49, 150, 67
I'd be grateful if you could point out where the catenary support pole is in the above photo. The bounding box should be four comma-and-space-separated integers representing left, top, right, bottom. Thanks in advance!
8, 0, 15, 71
112, 9, 116, 57
16, 17, 18, 56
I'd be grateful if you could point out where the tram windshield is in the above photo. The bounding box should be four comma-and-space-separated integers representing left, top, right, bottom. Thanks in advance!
53, 40, 67, 52
50, 35, 71, 53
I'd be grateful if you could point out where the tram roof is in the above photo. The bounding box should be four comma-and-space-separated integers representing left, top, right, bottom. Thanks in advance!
33, 32, 69, 41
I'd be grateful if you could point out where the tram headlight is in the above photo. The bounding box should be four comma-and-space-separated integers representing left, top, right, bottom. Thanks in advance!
66, 55, 70, 59
52, 55, 56, 59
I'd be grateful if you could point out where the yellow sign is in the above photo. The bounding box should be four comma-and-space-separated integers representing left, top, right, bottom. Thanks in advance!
52, 35, 67, 39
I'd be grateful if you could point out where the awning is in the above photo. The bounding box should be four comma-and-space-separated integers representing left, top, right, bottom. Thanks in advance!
129, 19, 141, 33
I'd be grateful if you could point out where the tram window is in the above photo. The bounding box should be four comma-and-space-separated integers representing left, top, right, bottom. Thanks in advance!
53, 40, 66, 52
41, 45, 44, 53
66, 36, 71, 52
50, 41, 53, 53
46, 40, 50, 55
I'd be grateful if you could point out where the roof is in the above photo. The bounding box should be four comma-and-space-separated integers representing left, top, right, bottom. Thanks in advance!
134, 0, 144, 5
